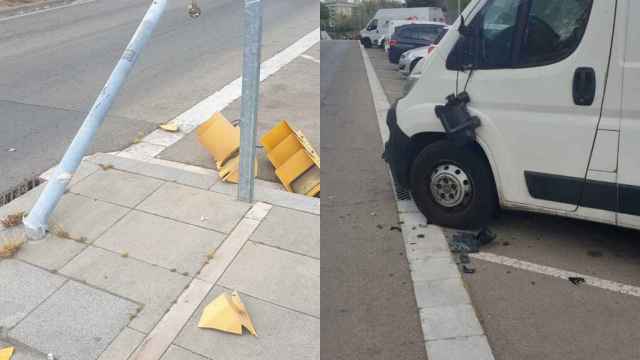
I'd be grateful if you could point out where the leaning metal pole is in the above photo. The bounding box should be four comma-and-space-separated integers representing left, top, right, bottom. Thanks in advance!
237, 0, 263, 203
23, 0, 168, 240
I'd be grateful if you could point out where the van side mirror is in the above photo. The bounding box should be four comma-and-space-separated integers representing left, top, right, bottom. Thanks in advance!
458, 15, 473, 37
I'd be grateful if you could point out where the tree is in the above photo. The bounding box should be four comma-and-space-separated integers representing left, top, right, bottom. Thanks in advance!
320, 2, 329, 21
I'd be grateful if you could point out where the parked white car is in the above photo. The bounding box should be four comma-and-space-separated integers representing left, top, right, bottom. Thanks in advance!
398, 46, 429, 75
360, 7, 445, 48
385, 0, 640, 231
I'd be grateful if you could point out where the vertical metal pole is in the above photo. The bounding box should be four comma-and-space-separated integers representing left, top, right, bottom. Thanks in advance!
23, 0, 167, 240
458, 0, 462, 16
238, 0, 263, 203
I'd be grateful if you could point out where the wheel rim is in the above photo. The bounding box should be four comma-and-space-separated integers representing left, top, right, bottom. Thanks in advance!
429, 163, 472, 208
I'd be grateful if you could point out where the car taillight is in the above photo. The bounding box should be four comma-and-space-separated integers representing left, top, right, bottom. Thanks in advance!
427, 45, 436, 55
389, 39, 398, 47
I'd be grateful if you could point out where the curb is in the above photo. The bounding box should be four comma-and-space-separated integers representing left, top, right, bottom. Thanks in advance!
359, 44, 496, 360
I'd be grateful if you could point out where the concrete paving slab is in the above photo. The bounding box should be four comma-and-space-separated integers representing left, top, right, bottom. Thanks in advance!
70, 169, 165, 208
250, 206, 319, 258
48, 193, 130, 242
414, 278, 471, 309
15, 232, 86, 271
0, 259, 65, 328
426, 336, 495, 360
137, 182, 249, 234
160, 346, 209, 360
95, 210, 224, 275
9, 281, 138, 360
97, 327, 146, 360
174, 286, 320, 360
420, 304, 484, 340
0, 340, 46, 360
88, 154, 218, 190
219, 241, 319, 317
60, 247, 191, 333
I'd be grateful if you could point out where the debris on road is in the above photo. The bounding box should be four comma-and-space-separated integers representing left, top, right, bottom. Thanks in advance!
198, 291, 257, 336
449, 228, 496, 274
587, 250, 603, 258
389, 226, 401, 232
0, 346, 14, 360
197, 112, 257, 183
7, 148, 15, 152
97, 163, 114, 171
159, 122, 179, 133
261, 120, 320, 197
569, 277, 585, 286
1, 211, 25, 228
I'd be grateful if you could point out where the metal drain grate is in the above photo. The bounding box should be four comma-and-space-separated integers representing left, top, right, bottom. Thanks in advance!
394, 180, 412, 201
0, 177, 43, 207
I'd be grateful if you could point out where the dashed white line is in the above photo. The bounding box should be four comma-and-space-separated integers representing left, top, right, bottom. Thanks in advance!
471, 252, 640, 298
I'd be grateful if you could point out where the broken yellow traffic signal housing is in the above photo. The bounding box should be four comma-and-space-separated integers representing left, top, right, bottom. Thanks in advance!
261, 121, 320, 197
198, 291, 257, 336
197, 113, 257, 183
0, 346, 14, 360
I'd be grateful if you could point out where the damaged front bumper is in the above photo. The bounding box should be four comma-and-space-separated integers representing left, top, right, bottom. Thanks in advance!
383, 102, 413, 189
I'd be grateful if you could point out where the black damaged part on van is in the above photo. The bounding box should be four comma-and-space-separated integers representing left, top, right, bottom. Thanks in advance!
383, 102, 413, 189
434, 91, 481, 145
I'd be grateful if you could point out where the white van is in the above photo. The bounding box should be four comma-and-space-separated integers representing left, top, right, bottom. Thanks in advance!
360, 7, 446, 48
384, 0, 640, 231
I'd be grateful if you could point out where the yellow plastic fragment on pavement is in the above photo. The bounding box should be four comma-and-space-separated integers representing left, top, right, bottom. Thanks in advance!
0, 346, 14, 360
261, 120, 320, 197
159, 123, 179, 132
197, 113, 257, 183
198, 291, 257, 336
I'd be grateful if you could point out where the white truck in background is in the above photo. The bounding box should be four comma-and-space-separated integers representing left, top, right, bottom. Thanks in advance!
359, 7, 446, 48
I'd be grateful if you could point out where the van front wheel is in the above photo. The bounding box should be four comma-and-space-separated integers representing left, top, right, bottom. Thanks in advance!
410, 140, 497, 230
362, 38, 372, 48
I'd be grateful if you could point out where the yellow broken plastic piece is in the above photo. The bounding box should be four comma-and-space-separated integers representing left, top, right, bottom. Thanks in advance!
159, 123, 179, 132
197, 113, 257, 183
261, 121, 320, 197
198, 291, 257, 336
0, 346, 14, 360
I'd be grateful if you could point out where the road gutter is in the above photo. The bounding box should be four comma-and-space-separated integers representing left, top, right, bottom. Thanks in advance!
360, 44, 496, 360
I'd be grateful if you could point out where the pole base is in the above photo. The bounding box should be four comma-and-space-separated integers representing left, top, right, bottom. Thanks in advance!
22, 215, 47, 241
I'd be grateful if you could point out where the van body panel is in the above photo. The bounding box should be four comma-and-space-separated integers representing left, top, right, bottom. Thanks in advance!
589, 130, 619, 172
617, 0, 640, 228
398, 0, 615, 211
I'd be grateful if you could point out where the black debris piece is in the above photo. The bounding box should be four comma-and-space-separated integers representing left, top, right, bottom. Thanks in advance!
390, 226, 402, 232
569, 277, 585, 286
462, 264, 475, 274
376, 224, 383, 229
417, 234, 425, 239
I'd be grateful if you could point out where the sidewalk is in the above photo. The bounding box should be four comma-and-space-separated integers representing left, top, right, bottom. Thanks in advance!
0, 153, 319, 360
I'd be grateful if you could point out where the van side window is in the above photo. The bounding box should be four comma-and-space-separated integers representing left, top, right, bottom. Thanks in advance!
477, 0, 524, 68
520, 0, 592, 66
451, 0, 593, 70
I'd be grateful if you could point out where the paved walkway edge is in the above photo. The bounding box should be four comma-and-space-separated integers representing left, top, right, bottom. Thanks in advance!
128, 202, 273, 360
360, 45, 495, 360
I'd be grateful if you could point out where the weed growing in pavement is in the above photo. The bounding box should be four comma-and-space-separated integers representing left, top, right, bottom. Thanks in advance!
0, 229, 25, 258
98, 163, 114, 171
1, 211, 25, 228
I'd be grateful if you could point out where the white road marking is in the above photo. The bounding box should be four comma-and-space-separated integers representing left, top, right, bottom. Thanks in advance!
0, 0, 96, 22
471, 252, 640, 298
117, 28, 320, 162
300, 54, 320, 63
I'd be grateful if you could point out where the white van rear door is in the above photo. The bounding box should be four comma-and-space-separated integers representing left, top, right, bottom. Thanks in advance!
456, 0, 615, 211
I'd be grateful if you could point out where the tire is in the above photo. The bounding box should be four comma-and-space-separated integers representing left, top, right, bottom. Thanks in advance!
410, 140, 497, 230
362, 38, 372, 48
409, 58, 421, 73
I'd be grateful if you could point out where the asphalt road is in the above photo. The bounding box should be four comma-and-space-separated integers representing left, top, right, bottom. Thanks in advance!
0, 0, 317, 195
365, 46, 640, 360
321, 40, 427, 360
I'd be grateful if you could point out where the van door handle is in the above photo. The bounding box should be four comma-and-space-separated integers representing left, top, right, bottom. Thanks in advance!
573, 67, 596, 106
